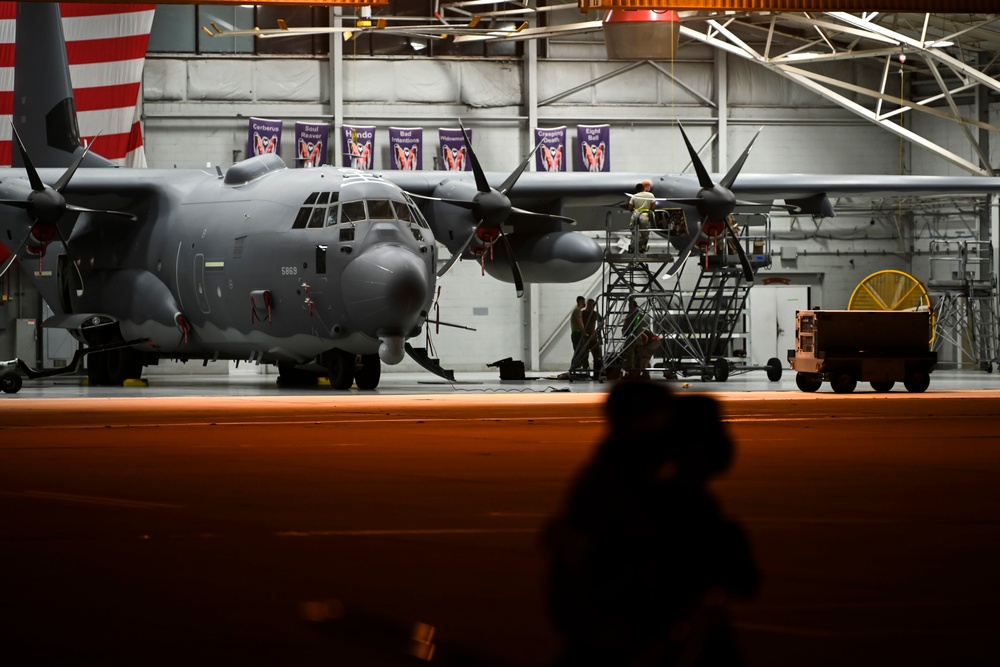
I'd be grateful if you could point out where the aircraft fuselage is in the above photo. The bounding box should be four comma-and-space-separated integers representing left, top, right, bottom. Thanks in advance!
14, 158, 437, 367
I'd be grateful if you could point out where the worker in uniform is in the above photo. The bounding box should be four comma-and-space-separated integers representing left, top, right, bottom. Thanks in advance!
628, 180, 656, 253
621, 297, 659, 379
582, 298, 604, 381
569, 295, 588, 373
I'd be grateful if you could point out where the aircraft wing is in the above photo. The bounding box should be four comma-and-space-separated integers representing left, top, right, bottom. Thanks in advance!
728, 173, 1000, 199
387, 170, 1000, 213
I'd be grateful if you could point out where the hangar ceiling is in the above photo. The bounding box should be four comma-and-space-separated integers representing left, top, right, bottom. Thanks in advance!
674, 11, 1000, 175
426, 4, 1000, 174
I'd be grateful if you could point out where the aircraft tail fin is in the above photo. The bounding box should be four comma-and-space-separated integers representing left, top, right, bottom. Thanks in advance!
13, 3, 116, 169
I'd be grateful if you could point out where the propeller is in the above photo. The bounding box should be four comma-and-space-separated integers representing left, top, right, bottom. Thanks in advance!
0, 125, 136, 280
0, 125, 137, 224
410, 121, 574, 298
658, 123, 761, 282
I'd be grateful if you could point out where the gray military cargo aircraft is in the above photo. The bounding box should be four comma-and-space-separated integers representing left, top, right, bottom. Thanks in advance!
1, 3, 444, 390
4, 3, 1000, 394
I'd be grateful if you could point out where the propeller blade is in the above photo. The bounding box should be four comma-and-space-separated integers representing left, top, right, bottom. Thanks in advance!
54, 131, 102, 193
724, 218, 754, 282
436, 221, 483, 278
405, 191, 477, 210
720, 127, 762, 191
497, 228, 524, 298
676, 123, 713, 190
0, 227, 32, 279
498, 136, 545, 195
0, 199, 31, 211
663, 229, 700, 280
509, 207, 575, 225
655, 197, 703, 208
10, 124, 44, 193
0, 249, 19, 279
66, 204, 138, 221
52, 220, 87, 292
458, 121, 491, 194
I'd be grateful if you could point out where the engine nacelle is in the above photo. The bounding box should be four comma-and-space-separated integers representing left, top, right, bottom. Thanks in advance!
481, 231, 603, 284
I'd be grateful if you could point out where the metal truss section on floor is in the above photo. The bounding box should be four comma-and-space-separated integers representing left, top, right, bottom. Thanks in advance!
587, 211, 783, 383
929, 239, 1000, 372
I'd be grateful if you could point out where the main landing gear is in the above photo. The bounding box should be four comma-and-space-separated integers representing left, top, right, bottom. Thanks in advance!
317, 349, 382, 390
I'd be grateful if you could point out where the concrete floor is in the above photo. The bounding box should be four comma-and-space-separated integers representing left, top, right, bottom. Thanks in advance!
2, 368, 999, 666
4, 367, 1000, 399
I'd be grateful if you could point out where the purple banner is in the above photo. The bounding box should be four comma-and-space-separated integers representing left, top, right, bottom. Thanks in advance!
534, 126, 567, 172
439, 127, 472, 171
294, 122, 329, 168
390, 127, 422, 170
246, 117, 282, 159
343, 124, 376, 169
576, 124, 610, 172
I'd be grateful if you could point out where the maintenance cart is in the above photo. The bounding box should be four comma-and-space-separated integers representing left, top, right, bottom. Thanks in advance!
788, 309, 937, 393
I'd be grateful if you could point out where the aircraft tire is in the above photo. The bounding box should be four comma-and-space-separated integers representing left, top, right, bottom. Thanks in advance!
277, 362, 317, 387
87, 350, 111, 386
870, 380, 895, 392
1, 372, 22, 394
326, 349, 355, 390
106, 347, 143, 386
354, 354, 381, 390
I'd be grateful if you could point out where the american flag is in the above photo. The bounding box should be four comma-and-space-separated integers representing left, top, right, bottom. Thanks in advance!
0, 2, 154, 167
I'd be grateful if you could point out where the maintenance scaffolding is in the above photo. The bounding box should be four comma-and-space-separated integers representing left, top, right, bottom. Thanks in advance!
927, 239, 1000, 372
573, 209, 783, 382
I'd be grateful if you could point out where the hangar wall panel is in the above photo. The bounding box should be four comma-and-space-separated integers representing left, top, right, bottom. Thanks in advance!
911, 103, 999, 177
187, 60, 253, 101
344, 60, 461, 103
727, 59, 881, 107
461, 62, 521, 108
255, 60, 324, 102
143, 59, 186, 101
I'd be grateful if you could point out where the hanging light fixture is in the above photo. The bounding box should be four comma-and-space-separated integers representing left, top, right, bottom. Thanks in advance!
603, 9, 681, 60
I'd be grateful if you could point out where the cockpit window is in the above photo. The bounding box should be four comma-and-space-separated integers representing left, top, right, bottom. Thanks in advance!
395, 202, 414, 223
341, 200, 366, 224
402, 194, 430, 229
307, 207, 325, 229
294, 192, 341, 229
367, 199, 395, 220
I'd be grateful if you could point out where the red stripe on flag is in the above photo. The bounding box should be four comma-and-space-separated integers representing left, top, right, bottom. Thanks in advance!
0, 139, 10, 166
83, 125, 143, 160
74, 83, 141, 112
66, 34, 150, 65
0, 91, 12, 115
128, 120, 144, 151
58, 4, 155, 18
0, 44, 13, 64
0, 3, 15, 21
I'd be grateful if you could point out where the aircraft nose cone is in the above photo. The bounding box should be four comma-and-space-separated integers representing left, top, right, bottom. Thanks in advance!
341, 245, 430, 336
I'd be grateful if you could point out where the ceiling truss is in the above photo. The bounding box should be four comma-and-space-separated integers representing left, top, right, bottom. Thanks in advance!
677, 11, 1000, 175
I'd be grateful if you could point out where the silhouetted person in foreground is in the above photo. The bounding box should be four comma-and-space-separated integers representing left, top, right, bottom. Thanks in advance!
543, 379, 759, 667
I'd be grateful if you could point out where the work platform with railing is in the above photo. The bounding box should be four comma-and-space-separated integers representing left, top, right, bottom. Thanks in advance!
928, 239, 1000, 372
570, 209, 783, 382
